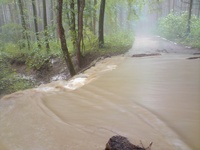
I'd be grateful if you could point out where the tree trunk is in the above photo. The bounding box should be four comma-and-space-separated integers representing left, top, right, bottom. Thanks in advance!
8, 4, 15, 23
77, 0, 85, 68
98, 0, 105, 48
57, 0, 76, 77
180, 0, 183, 14
168, 0, 171, 13
42, 0, 50, 51
0, 5, 6, 26
50, 0, 56, 38
93, 0, 97, 35
198, 0, 200, 18
14, 0, 20, 24
69, 0, 77, 52
32, 0, 41, 49
18, 0, 30, 50
88, 0, 93, 31
187, 0, 193, 34
172, 0, 175, 13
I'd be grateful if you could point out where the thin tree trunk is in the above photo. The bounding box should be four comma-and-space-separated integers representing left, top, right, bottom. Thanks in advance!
0, 6, 5, 32
77, 0, 85, 68
50, 0, 56, 38
14, 0, 20, 24
172, 0, 175, 13
8, 4, 15, 23
69, 0, 77, 52
98, 0, 105, 48
187, 0, 193, 34
88, 0, 93, 31
168, 0, 171, 13
18, 0, 30, 49
93, 0, 97, 35
57, 0, 76, 77
180, 0, 183, 14
198, 0, 200, 18
32, 0, 41, 49
1, 5, 6, 26
42, 0, 50, 51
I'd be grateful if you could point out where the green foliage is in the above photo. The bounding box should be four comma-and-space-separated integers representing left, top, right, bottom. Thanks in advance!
158, 12, 200, 48
0, 23, 23, 43
158, 12, 188, 39
105, 30, 134, 47
83, 30, 134, 56
0, 57, 34, 95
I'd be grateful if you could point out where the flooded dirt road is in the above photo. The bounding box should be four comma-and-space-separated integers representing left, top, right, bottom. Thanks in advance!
0, 35, 200, 150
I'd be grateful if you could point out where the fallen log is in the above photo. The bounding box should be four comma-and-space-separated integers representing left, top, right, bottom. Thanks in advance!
132, 53, 160, 57
105, 135, 152, 150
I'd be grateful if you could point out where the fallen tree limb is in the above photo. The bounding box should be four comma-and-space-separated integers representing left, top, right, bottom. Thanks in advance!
105, 135, 153, 150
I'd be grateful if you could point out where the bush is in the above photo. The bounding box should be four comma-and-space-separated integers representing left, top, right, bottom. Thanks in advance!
0, 23, 23, 43
157, 12, 200, 48
0, 58, 34, 95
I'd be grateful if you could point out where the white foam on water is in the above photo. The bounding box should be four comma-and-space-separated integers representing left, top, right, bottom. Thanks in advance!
64, 77, 87, 90
102, 65, 117, 72
36, 86, 59, 92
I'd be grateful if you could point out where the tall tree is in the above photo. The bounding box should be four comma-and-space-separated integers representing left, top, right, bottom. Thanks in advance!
17, 0, 30, 49
98, 0, 105, 48
198, 0, 200, 17
0, 5, 5, 27
69, 0, 77, 52
93, 0, 97, 35
32, 0, 41, 49
187, 0, 193, 34
8, 3, 15, 23
77, 0, 85, 67
42, 0, 50, 51
57, 0, 76, 77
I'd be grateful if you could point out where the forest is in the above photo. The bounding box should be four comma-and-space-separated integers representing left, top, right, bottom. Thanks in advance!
0, 0, 200, 96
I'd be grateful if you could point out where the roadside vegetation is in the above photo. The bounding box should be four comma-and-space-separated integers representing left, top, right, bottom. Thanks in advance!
0, 29, 134, 95
158, 12, 200, 48
0, 0, 142, 96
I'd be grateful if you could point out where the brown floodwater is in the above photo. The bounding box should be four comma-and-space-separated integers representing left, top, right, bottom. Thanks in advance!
0, 36, 200, 150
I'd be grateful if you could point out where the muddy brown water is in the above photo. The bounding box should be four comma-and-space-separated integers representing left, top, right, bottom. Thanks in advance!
0, 35, 200, 150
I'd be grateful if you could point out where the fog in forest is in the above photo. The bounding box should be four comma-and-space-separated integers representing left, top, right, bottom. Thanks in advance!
0, 1, 200, 150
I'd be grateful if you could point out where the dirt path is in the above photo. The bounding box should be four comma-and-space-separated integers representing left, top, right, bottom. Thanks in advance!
127, 35, 200, 56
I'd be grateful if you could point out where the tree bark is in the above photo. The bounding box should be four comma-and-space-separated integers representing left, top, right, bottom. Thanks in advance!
14, 0, 20, 24
17, 0, 30, 50
198, 0, 200, 18
187, 0, 193, 34
88, 0, 93, 31
168, 0, 171, 13
93, 0, 97, 35
69, 0, 77, 52
57, 0, 76, 77
50, 0, 56, 38
8, 4, 15, 23
42, 0, 50, 51
32, 0, 41, 49
0, 5, 6, 26
98, 0, 105, 48
77, 0, 85, 68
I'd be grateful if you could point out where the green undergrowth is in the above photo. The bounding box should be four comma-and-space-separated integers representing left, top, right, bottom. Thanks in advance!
0, 58, 35, 95
83, 31, 134, 56
0, 30, 134, 96
157, 12, 200, 48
